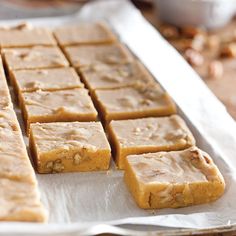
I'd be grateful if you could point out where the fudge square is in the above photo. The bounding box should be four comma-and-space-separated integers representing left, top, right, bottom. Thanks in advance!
2, 46, 69, 72
54, 22, 116, 46
124, 147, 225, 209
79, 61, 155, 91
64, 43, 133, 68
0, 24, 56, 48
10, 67, 84, 95
20, 88, 98, 133
93, 83, 176, 122
29, 122, 111, 173
108, 115, 195, 169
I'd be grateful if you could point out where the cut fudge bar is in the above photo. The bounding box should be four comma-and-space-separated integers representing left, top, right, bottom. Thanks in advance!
2, 46, 69, 72
108, 115, 195, 169
54, 22, 116, 46
124, 147, 225, 209
0, 24, 56, 48
94, 83, 176, 122
0, 107, 47, 221
29, 122, 111, 173
20, 88, 98, 133
0, 57, 11, 108
0, 178, 46, 222
0, 107, 35, 181
10, 67, 84, 96
79, 61, 154, 91
64, 43, 133, 68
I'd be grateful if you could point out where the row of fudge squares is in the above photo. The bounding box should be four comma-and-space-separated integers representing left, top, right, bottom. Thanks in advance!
0, 22, 116, 48
0, 61, 46, 222
30, 115, 195, 172
16, 81, 176, 134
1, 42, 132, 71
29, 119, 225, 209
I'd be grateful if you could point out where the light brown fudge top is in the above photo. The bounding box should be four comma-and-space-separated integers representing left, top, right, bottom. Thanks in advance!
12, 67, 84, 92
0, 178, 47, 222
0, 57, 7, 88
0, 23, 56, 48
0, 90, 12, 109
23, 88, 97, 117
80, 61, 154, 90
110, 115, 195, 148
0, 130, 36, 182
54, 22, 116, 46
0, 108, 36, 182
0, 107, 19, 131
0, 57, 11, 107
3, 46, 69, 71
65, 43, 133, 68
95, 83, 176, 113
126, 147, 225, 184
31, 122, 111, 153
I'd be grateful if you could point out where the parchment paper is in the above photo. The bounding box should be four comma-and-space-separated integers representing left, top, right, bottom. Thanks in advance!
1, 0, 236, 235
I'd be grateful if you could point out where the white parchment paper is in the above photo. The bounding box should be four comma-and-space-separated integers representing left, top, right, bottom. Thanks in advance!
1, 1, 236, 235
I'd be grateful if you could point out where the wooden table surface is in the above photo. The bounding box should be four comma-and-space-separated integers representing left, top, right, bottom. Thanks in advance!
137, 2, 236, 122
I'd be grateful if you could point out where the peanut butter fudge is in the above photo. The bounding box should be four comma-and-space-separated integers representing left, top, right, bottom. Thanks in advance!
0, 107, 47, 221
11, 67, 84, 96
0, 107, 35, 181
54, 22, 116, 46
20, 88, 98, 133
0, 57, 11, 108
29, 122, 111, 173
0, 24, 56, 48
64, 43, 133, 68
94, 83, 176, 122
109, 115, 195, 169
2, 46, 69, 72
0, 178, 47, 222
79, 61, 154, 91
124, 147, 225, 209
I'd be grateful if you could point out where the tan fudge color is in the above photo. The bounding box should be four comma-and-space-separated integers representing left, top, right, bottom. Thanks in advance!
94, 83, 176, 122
0, 57, 11, 108
0, 107, 47, 222
79, 61, 155, 91
0, 108, 35, 181
54, 22, 116, 46
10, 67, 84, 98
0, 24, 56, 48
29, 122, 111, 173
0, 178, 46, 222
64, 43, 133, 68
20, 88, 98, 133
2, 46, 69, 72
124, 147, 225, 209
108, 115, 195, 169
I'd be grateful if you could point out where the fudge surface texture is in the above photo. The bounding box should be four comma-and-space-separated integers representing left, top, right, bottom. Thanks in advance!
124, 147, 225, 209
30, 122, 111, 173
109, 115, 195, 169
